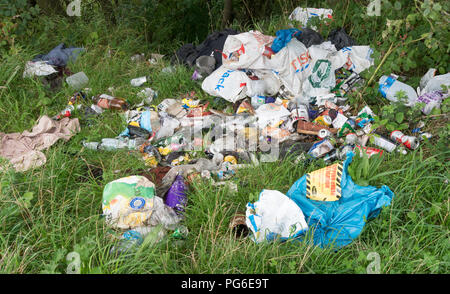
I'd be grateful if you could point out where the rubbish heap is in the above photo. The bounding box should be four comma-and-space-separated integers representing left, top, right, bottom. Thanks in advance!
7, 7, 449, 251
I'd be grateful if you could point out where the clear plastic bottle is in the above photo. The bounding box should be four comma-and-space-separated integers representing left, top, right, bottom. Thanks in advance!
379, 75, 418, 106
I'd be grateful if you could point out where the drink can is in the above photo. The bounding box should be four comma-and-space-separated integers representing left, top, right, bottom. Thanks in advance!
390, 130, 419, 150
318, 129, 331, 139
373, 135, 397, 152
308, 139, 335, 158
314, 115, 332, 127
354, 145, 384, 158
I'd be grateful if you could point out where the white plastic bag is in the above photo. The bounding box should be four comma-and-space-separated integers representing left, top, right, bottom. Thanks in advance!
302, 59, 336, 98
272, 38, 312, 96
201, 66, 250, 102
246, 189, 308, 243
330, 46, 374, 74
419, 69, 450, 95
246, 70, 281, 97
222, 30, 275, 70
23, 61, 57, 78
288, 7, 333, 29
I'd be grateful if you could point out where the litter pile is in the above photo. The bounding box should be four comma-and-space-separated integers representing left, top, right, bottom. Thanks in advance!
3, 6, 449, 251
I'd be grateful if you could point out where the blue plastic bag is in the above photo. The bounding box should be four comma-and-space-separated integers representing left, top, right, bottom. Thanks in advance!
286, 152, 394, 248
271, 29, 301, 53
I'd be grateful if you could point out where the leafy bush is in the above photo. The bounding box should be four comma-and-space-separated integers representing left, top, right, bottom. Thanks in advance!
0, 0, 40, 56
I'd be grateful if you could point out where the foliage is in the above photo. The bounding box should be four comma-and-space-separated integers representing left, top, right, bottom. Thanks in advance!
371, 91, 425, 133
0, 0, 40, 56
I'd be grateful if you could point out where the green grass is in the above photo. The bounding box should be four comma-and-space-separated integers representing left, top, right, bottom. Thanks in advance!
0, 2, 449, 274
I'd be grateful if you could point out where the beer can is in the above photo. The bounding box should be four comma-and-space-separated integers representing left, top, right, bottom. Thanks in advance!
318, 129, 332, 139
314, 115, 332, 127
390, 130, 419, 150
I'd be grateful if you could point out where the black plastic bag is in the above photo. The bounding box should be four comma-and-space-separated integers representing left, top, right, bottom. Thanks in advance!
295, 27, 324, 48
327, 28, 357, 51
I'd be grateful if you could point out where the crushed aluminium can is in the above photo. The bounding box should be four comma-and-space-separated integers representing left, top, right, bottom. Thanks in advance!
390, 130, 419, 150
354, 145, 384, 158
373, 135, 397, 152
308, 139, 335, 158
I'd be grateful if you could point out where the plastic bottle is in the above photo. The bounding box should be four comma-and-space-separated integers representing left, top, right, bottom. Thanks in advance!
95, 137, 145, 151
164, 174, 187, 214
94, 94, 128, 111
110, 230, 144, 255
378, 75, 418, 106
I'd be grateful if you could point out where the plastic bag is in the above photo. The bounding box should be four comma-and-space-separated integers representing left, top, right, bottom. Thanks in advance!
102, 176, 180, 230
271, 28, 301, 53
165, 174, 188, 214
246, 189, 308, 243
302, 59, 336, 98
327, 28, 357, 51
23, 61, 58, 78
273, 38, 312, 96
222, 31, 275, 70
246, 71, 281, 97
286, 152, 394, 248
330, 46, 374, 74
417, 91, 448, 115
419, 69, 450, 95
32, 43, 85, 67
201, 66, 250, 103
295, 27, 324, 48
288, 7, 333, 30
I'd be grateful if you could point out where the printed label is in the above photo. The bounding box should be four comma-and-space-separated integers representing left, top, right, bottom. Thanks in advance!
379, 76, 396, 97
306, 162, 343, 201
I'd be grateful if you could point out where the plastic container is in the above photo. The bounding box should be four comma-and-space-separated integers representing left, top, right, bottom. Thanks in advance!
66, 72, 89, 90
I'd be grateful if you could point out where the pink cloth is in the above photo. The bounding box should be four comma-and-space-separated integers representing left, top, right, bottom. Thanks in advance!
0, 115, 80, 172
